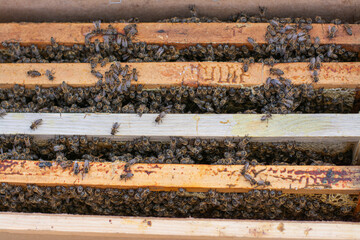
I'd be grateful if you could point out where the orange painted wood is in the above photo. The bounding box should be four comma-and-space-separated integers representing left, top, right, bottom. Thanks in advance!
0, 23, 359, 50
0, 62, 359, 89
355, 193, 360, 219
0, 160, 359, 194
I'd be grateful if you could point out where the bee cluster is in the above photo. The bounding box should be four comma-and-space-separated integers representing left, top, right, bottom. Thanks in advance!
159, 5, 359, 26
1, 39, 356, 64
158, 5, 221, 23
0, 135, 352, 166
0, 80, 354, 114
0, 183, 357, 221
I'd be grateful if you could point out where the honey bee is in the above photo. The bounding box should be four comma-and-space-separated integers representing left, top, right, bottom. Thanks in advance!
309, 57, 316, 70
244, 173, 257, 185
45, 70, 55, 81
120, 65, 129, 77
256, 179, 271, 186
125, 157, 139, 171
50, 37, 58, 49
73, 161, 80, 175
120, 172, 134, 181
315, 56, 322, 69
343, 23, 352, 35
314, 16, 324, 23
155, 47, 164, 59
313, 37, 320, 48
39, 160, 52, 168
189, 4, 197, 17
53, 144, 66, 152
269, 68, 284, 76
247, 37, 258, 48
132, 68, 138, 82
84, 160, 90, 173
90, 58, 98, 69
312, 70, 319, 83
340, 206, 352, 215
27, 70, 41, 77
155, 111, 166, 124
111, 122, 120, 135
0, 109, 6, 118
124, 24, 138, 37
331, 18, 342, 25
24, 136, 31, 147
30, 119, 43, 130
91, 70, 103, 79
269, 19, 279, 27
93, 20, 101, 33
224, 138, 236, 148
259, 6, 266, 17
241, 161, 250, 175
261, 113, 272, 122
137, 104, 148, 117
100, 57, 109, 67
328, 26, 337, 39
242, 59, 250, 72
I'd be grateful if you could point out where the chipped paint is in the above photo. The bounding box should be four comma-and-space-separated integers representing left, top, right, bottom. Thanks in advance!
220, 120, 230, 124
0, 161, 359, 194
192, 115, 200, 134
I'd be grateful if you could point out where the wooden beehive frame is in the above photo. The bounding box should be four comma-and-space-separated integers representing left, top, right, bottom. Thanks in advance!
1, 160, 359, 194
1, 212, 359, 240
0, 62, 359, 89
1, 0, 359, 23
1, 23, 359, 51
0, 19, 360, 239
1, 113, 360, 142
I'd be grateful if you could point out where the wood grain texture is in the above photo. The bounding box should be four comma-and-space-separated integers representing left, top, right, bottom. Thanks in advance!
0, 113, 360, 142
0, 62, 359, 89
0, 23, 359, 51
0, 160, 359, 194
0, 213, 359, 240
0, 0, 359, 23
356, 195, 360, 218
353, 141, 360, 165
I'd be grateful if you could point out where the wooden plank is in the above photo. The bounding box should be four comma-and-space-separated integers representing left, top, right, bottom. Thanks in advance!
0, 0, 359, 23
0, 213, 359, 240
0, 23, 359, 50
0, 113, 360, 142
0, 160, 359, 194
356, 194, 360, 219
353, 141, 360, 165
354, 89, 360, 112
0, 62, 359, 89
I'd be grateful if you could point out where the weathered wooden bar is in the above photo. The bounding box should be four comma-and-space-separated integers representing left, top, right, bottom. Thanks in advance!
0, 113, 360, 142
0, 160, 359, 194
1, 23, 359, 51
0, 213, 359, 240
0, 62, 359, 89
